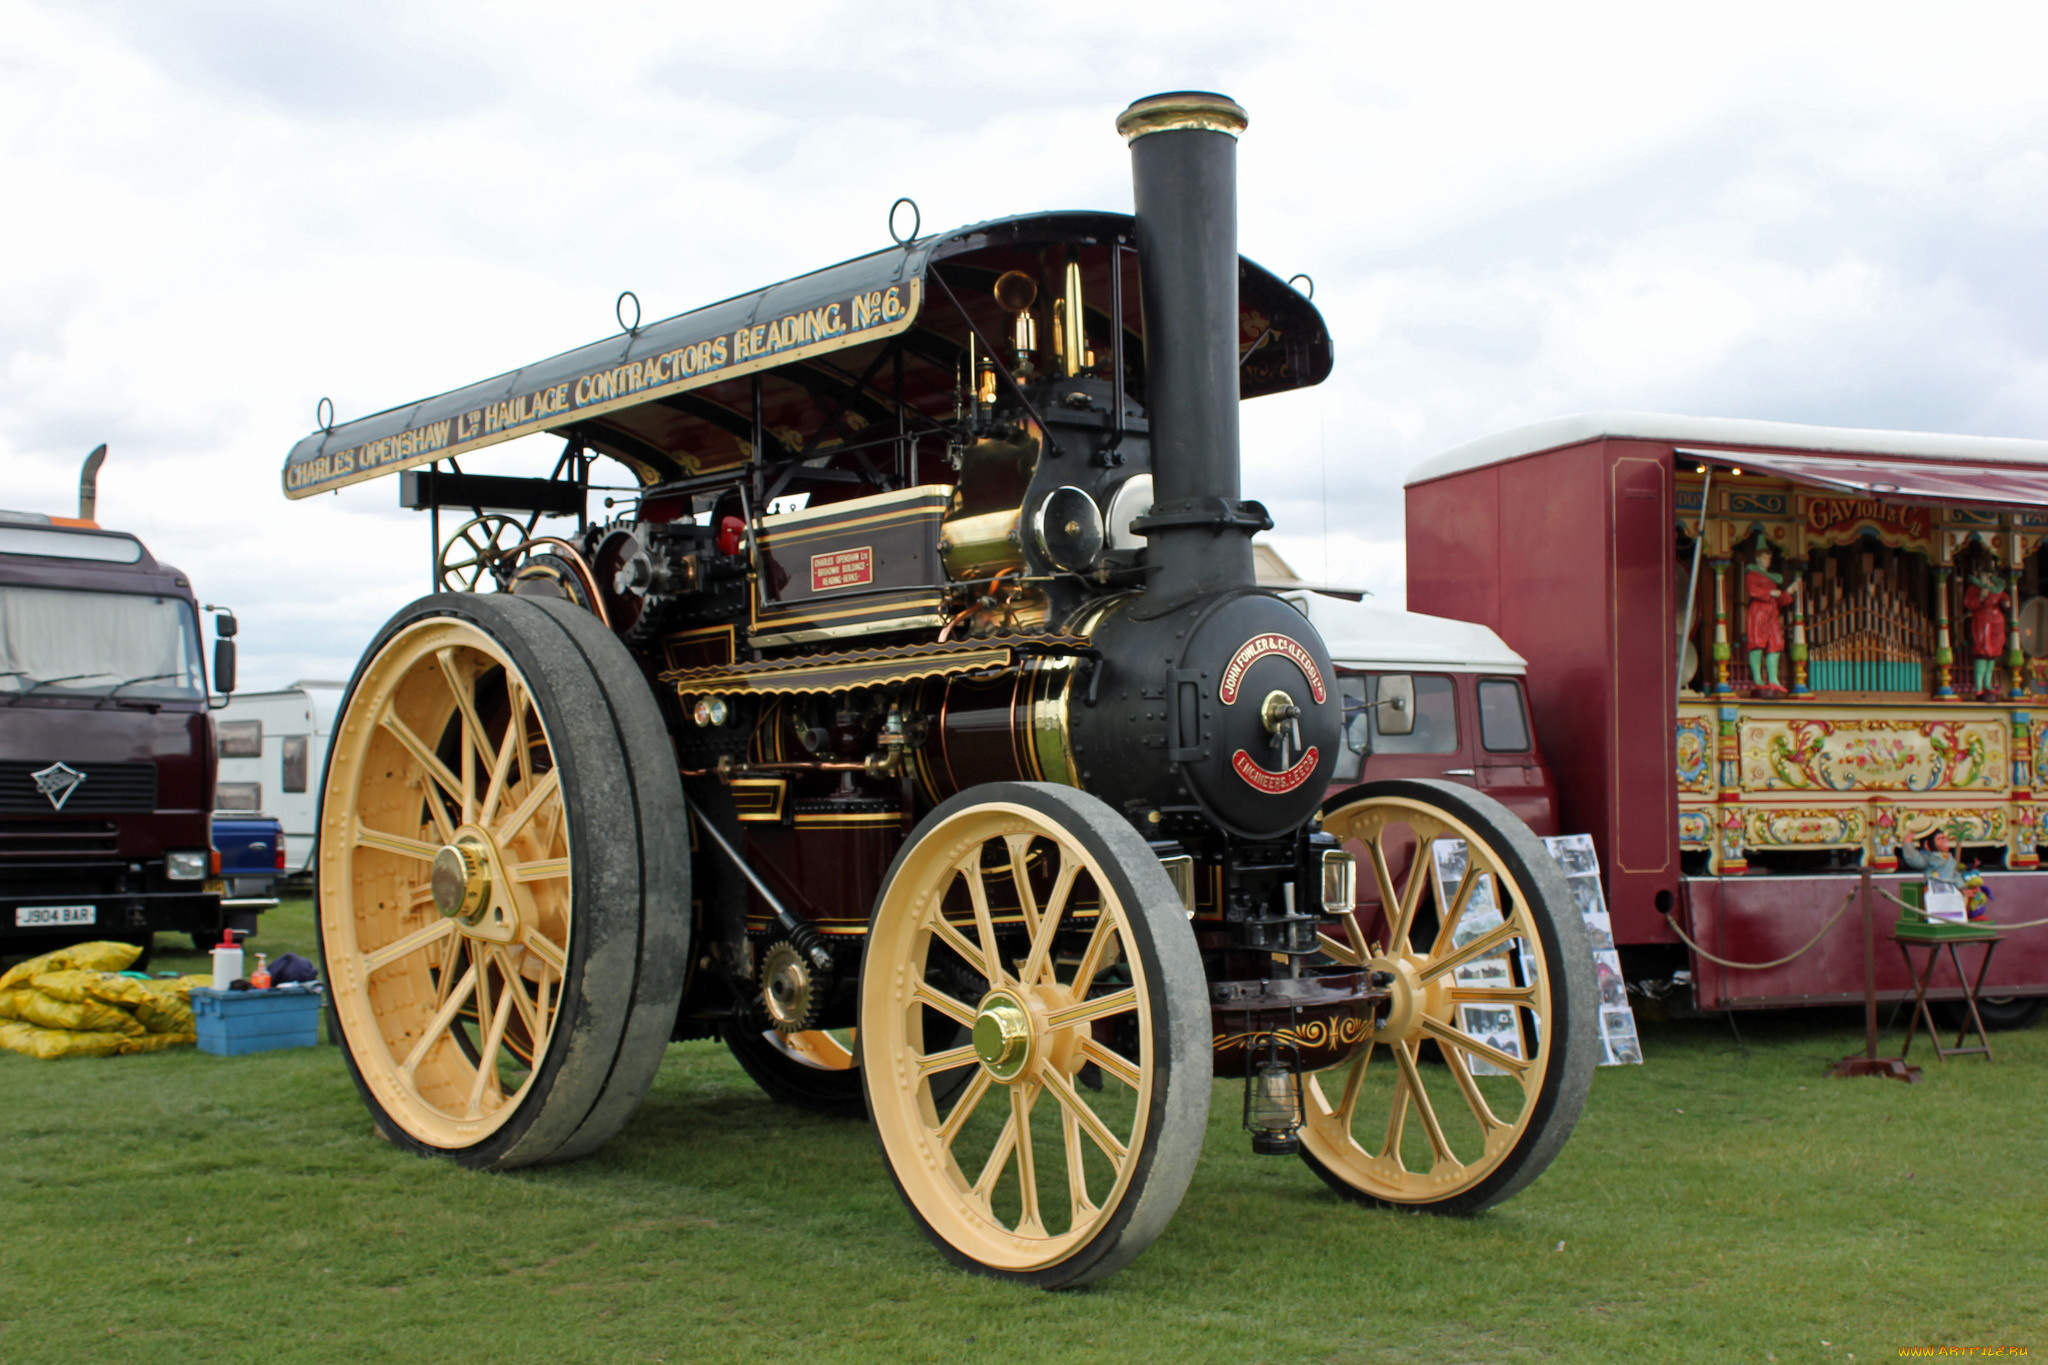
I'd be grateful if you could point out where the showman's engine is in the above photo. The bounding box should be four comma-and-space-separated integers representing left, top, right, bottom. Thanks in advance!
284, 90, 1592, 1290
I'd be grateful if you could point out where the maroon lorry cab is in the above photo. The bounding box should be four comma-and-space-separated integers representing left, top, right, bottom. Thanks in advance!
0, 510, 228, 956
1291, 590, 1559, 836
1406, 411, 2048, 1018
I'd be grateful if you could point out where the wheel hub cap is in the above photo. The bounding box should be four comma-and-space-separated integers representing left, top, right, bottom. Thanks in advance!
1369, 953, 1433, 1043
431, 840, 492, 925
973, 992, 1033, 1082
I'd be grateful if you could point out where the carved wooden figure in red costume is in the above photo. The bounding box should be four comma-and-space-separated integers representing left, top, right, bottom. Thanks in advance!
1964, 569, 2010, 700
1744, 545, 1797, 693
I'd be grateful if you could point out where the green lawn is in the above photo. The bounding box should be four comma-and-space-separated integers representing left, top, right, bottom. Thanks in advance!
1, 899, 2041, 1364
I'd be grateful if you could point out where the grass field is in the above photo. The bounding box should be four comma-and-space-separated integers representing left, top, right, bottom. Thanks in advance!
2, 898, 2042, 1364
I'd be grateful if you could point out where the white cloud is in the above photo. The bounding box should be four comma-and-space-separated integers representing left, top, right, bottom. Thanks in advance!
5, 0, 2048, 687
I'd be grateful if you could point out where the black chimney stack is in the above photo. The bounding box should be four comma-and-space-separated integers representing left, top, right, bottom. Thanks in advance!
1118, 92, 1270, 603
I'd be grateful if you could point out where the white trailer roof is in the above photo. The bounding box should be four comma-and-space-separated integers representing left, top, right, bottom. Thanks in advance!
1405, 410, 2048, 487
1282, 591, 1526, 674
222, 680, 345, 733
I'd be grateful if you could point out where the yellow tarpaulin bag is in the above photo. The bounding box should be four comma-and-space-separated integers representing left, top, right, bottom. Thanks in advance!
131, 975, 208, 1035
142, 974, 213, 998
132, 991, 195, 1037
30, 969, 155, 1010
0, 941, 144, 992
0, 1020, 131, 1059
0, 959, 207, 1056
12, 989, 146, 1038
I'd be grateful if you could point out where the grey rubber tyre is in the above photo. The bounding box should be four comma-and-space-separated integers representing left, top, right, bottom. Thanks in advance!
1939, 994, 2043, 1033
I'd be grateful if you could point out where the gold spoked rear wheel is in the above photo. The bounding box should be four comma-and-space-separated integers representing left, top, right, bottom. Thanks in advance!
324, 617, 570, 1147
320, 594, 689, 1169
860, 783, 1206, 1289
774, 1030, 855, 1069
725, 1027, 866, 1116
1304, 779, 1594, 1214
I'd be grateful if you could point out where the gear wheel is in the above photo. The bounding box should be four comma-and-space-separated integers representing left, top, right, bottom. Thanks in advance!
758, 938, 826, 1034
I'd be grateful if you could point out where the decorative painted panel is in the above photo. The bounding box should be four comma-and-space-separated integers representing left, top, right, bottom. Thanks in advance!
1675, 713, 1715, 794
2012, 802, 2044, 854
1675, 701, 2041, 871
1741, 806, 1866, 850
1739, 716, 2007, 794
1728, 490, 1788, 517
1797, 493, 1936, 554
1893, 807, 2008, 845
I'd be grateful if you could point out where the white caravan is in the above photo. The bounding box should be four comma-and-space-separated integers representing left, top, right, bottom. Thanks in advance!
214, 680, 344, 879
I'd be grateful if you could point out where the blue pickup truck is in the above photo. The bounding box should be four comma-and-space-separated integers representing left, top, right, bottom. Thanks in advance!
199, 812, 284, 950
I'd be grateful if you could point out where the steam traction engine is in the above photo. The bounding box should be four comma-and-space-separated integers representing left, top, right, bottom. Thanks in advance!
283, 93, 1594, 1287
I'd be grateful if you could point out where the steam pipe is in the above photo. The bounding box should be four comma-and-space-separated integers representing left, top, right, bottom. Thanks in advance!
1117, 92, 1270, 603
78, 444, 107, 523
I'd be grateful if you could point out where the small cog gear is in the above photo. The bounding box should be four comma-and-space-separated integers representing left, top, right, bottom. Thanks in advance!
758, 939, 825, 1034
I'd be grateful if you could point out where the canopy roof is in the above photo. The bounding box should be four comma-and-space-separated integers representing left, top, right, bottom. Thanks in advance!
1681, 447, 2048, 510
283, 211, 1331, 500
1406, 411, 2048, 492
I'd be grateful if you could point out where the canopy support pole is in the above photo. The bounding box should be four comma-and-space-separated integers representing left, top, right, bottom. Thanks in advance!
1110, 241, 1130, 448
429, 462, 441, 593
750, 376, 765, 509
1680, 468, 1713, 694
895, 344, 908, 485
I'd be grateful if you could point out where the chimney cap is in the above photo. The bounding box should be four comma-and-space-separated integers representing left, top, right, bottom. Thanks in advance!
1116, 91, 1247, 143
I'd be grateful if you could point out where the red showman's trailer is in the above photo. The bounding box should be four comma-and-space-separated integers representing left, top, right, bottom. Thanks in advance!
1407, 412, 2048, 1027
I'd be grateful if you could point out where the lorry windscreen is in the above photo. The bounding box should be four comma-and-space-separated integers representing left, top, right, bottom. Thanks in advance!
0, 587, 205, 701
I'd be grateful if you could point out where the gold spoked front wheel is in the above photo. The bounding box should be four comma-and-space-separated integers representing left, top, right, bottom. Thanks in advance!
1303, 779, 1594, 1214
860, 783, 1206, 1289
320, 594, 689, 1169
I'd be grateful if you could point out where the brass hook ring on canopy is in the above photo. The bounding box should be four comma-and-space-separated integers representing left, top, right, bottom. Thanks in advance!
1287, 273, 1314, 300
316, 396, 334, 433
616, 290, 641, 334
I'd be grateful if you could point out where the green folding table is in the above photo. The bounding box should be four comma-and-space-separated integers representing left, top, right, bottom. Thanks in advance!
1892, 885, 2002, 1062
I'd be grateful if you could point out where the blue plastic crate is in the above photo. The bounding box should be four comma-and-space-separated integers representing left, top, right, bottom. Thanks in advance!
192, 984, 325, 1056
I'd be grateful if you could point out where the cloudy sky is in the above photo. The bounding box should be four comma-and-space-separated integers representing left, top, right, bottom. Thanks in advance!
6, 1, 2046, 688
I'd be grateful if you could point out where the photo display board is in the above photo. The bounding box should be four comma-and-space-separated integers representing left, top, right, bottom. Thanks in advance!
1428, 834, 1642, 1070
1542, 834, 1642, 1066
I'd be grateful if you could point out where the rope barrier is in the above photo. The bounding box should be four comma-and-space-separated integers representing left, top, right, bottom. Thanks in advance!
1661, 886, 1860, 971
1666, 884, 2048, 973
1873, 886, 2048, 932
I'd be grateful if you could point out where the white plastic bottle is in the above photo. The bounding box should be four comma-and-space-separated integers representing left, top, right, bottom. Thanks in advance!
210, 929, 244, 990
